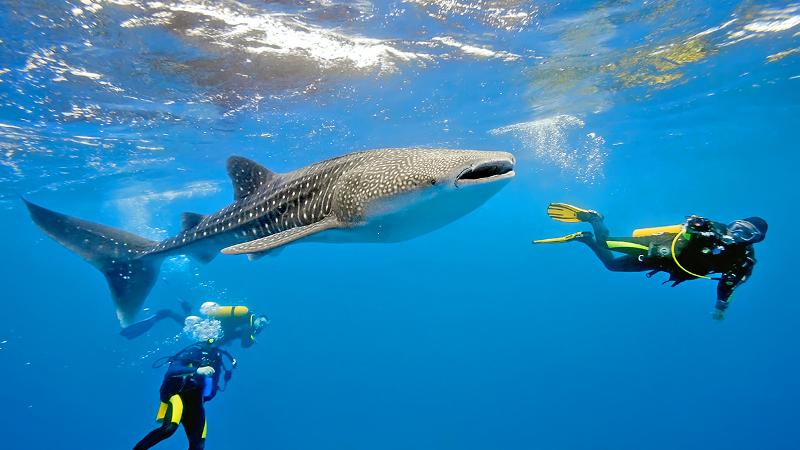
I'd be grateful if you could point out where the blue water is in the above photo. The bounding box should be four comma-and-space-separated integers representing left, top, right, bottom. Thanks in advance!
1, 1, 799, 449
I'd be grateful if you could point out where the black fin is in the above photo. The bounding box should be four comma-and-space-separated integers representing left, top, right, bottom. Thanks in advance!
24, 199, 164, 326
226, 156, 277, 200
119, 312, 161, 340
181, 212, 207, 231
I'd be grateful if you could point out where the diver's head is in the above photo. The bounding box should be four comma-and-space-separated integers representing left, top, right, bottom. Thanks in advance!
252, 314, 269, 335
729, 217, 768, 244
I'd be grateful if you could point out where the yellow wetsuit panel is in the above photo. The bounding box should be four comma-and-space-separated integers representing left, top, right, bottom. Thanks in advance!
156, 402, 168, 422
632, 224, 682, 237
202, 420, 207, 439
168, 394, 184, 425
155, 394, 184, 424
606, 240, 649, 251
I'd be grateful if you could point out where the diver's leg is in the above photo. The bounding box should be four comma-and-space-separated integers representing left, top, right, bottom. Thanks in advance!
163, 309, 185, 325
586, 216, 610, 242
579, 217, 616, 265
133, 423, 179, 450
181, 390, 206, 450
579, 217, 648, 273
133, 399, 181, 450
582, 242, 648, 272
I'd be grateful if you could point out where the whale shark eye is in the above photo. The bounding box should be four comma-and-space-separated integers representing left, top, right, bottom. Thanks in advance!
430, 179, 436, 185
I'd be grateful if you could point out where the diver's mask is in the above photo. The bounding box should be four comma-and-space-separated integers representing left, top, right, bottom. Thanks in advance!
252, 315, 269, 335
728, 219, 766, 244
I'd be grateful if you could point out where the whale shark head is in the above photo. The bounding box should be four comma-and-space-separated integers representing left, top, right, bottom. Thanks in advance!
332, 148, 515, 241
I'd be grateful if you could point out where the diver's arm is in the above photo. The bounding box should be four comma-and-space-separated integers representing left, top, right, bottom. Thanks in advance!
684, 216, 730, 242
714, 247, 756, 318
165, 363, 200, 377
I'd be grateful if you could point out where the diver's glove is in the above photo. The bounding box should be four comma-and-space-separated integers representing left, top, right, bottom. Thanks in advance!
712, 300, 729, 321
196, 366, 215, 376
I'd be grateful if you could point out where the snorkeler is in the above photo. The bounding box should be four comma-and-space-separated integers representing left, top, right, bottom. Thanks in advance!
533, 203, 767, 320
133, 339, 236, 450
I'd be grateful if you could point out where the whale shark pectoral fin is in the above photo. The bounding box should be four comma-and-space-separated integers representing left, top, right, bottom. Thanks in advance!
221, 218, 341, 255
227, 156, 278, 200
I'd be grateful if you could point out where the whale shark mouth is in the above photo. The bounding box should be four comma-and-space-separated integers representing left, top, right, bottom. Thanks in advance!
455, 159, 515, 187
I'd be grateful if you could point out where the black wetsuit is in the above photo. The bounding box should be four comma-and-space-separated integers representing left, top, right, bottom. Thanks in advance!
218, 313, 260, 348
581, 216, 756, 313
134, 342, 234, 450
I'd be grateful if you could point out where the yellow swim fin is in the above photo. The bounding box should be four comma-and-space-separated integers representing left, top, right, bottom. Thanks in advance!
533, 231, 591, 244
546, 203, 601, 223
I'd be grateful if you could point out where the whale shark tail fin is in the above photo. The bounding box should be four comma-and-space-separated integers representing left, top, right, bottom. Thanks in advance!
23, 199, 163, 326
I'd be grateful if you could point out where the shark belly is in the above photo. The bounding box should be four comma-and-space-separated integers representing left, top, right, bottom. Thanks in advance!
308, 178, 510, 244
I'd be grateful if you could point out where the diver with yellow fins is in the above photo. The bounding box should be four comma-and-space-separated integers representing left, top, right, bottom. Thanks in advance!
534, 203, 767, 320
133, 339, 236, 450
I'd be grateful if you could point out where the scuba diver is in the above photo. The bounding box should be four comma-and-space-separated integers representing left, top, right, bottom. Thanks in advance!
188, 302, 269, 348
122, 299, 268, 347
533, 203, 767, 320
133, 339, 236, 450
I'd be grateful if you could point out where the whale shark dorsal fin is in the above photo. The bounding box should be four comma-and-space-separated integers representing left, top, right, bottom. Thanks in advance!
181, 212, 207, 231
227, 156, 277, 200
221, 218, 340, 255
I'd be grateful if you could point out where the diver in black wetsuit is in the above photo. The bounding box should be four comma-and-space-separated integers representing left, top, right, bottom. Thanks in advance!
190, 302, 269, 348
534, 203, 767, 320
122, 300, 268, 347
133, 340, 236, 450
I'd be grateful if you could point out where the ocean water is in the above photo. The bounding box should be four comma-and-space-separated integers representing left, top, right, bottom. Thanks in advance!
1, 1, 799, 449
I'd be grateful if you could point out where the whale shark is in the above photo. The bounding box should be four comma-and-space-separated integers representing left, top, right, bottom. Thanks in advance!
25, 148, 515, 325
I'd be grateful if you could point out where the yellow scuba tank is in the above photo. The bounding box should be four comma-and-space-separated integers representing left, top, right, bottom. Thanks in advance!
207, 305, 249, 319
632, 224, 682, 237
